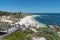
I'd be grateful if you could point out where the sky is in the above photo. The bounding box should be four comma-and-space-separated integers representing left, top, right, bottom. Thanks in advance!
0, 0, 60, 13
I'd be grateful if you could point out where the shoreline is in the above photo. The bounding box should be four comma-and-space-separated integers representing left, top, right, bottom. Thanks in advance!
17, 15, 47, 28
31, 15, 47, 28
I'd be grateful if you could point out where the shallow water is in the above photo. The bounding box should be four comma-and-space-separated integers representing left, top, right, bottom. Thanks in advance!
31, 13, 60, 27
32, 15, 47, 28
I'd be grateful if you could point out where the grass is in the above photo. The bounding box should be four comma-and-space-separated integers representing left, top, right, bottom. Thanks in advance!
35, 28, 59, 40
2, 30, 33, 40
1, 28, 60, 40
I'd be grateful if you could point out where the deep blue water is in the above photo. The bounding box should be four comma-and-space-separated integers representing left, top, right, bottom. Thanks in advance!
31, 13, 60, 26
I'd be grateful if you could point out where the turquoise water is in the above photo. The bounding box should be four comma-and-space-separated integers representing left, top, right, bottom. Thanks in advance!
32, 15, 48, 28
31, 13, 60, 27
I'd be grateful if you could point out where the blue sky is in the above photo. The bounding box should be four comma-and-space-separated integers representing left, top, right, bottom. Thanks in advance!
0, 0, 60, 13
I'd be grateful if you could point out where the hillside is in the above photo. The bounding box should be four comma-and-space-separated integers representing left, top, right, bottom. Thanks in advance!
0, 11, 60, 40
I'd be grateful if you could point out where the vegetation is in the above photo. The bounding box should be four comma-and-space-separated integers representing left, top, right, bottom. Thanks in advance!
0, 11, 12, 16
0, 11, 29, 27
34, 28, 59, 40
2, 28, 60, 40
0, 11, 29, 16
0, 11, 30, 21
0, 11, 60, 40
0, 21, 10, 28
2, 30, 33, 40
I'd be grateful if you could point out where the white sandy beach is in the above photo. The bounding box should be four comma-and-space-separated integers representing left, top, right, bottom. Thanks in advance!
16, 15, 47, 29
17, 15, 40, 28
0, 15, 47, 28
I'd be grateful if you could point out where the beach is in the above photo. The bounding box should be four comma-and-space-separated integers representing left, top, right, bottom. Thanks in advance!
18, 15, 38, 27
17, 15, 47, 28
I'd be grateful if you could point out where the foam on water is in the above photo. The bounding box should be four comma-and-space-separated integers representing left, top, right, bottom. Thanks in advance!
31, 15, 47, 28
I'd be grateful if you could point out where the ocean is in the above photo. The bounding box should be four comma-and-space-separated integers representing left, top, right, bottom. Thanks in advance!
31, 13, 60, 27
